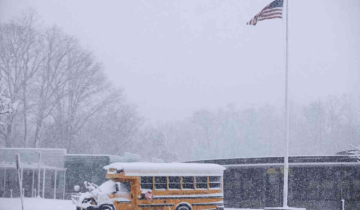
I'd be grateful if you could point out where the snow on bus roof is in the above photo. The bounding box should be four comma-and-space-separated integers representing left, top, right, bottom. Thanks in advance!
103, 162, 226, 176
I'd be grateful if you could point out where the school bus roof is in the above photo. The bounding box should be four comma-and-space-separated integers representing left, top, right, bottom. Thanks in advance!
103, 162, 226, 177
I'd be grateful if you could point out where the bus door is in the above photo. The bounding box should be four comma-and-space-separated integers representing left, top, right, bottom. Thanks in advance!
114, 181, 134, 210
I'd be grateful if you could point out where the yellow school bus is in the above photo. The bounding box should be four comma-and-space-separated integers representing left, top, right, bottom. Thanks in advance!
74, 162, 225, 210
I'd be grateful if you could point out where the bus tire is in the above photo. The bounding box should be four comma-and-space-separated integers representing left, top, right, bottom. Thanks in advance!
99, 204, 115, 210
175, 203, 192, 210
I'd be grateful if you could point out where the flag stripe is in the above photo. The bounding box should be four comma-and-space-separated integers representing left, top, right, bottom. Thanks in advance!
258, 16, 282, 22
246, 0, 283, 26
262, 9, 283, 15
259, 13, 283, 18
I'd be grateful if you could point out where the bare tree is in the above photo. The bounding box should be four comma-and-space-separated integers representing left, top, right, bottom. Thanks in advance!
75, 101, 143, 155
0, 11, 43, 147
324, 96, 343, 154
31, 26, 78, 147
47, 44, 121, 152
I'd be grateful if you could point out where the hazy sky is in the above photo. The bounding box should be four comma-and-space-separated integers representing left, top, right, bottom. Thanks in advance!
1, 0, 359, 122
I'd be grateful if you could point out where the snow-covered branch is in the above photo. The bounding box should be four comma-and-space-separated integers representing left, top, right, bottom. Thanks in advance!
0, 84, 18, 115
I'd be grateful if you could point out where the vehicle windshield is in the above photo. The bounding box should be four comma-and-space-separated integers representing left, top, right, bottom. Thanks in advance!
117, 182, 131, 194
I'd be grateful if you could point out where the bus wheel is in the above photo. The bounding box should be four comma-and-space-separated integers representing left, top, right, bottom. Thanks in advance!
99, 204, 115, 210
176, 204, 191, 210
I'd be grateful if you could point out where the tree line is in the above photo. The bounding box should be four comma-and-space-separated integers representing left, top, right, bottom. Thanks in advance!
0, 12, 130, 152
1, 12, 359, 162
154, 95, 360, 161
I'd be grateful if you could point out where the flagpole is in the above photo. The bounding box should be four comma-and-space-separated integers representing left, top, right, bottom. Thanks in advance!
283, 0, 290, 208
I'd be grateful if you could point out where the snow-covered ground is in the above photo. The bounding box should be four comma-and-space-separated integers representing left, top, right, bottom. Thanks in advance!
0, 198, 74, 210
0, 198, 263, 210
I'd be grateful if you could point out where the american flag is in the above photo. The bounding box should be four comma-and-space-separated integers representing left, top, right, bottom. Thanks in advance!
246, 0, 283, 26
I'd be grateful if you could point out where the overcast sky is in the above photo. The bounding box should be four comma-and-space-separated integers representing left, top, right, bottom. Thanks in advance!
1, 0, 359, 122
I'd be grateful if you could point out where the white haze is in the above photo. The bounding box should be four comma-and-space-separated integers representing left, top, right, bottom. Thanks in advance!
1, 0, 359, 123
0, 0, 359, 161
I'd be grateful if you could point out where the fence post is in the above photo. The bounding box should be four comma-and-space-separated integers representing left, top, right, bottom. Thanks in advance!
3, 168, 6, 197
15, 153, 24, 210
42, 168, 46, 198
37, 152, 41, 197
54, 169, 57, 199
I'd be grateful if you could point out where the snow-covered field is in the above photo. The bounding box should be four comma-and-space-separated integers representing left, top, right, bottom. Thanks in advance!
0, 198, 75, 210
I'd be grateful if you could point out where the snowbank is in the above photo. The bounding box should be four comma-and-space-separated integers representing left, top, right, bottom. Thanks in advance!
0, 198, 74, 210
0, 198, 262, 210
226, 209, 264, 210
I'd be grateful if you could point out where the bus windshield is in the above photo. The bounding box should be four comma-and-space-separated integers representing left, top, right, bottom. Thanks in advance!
116, 181, 131, 194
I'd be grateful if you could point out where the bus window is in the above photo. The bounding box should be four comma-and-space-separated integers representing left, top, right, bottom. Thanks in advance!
196, 177, 208, 189
182, 176, 194, 190
169, 177, 181, 190
118, 182, 131, 193
209, 176, 221, 189
141, 177, 153, 190
155, 176, 167, 190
